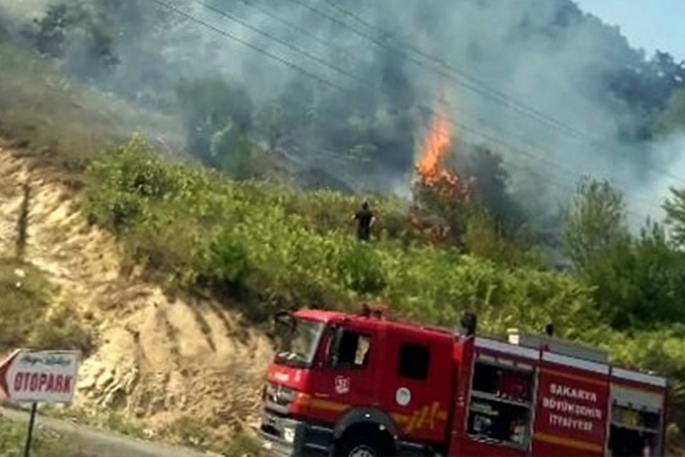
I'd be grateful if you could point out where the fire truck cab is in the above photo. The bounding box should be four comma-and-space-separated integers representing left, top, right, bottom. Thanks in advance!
258, 308, 669, 457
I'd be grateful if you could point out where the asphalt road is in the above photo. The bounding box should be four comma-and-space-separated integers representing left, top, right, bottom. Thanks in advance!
0, 407, 213, 457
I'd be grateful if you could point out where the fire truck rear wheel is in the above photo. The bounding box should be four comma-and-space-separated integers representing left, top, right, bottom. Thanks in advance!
334, 435, 389, 457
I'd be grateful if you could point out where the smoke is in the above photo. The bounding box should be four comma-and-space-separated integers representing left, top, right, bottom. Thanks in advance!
630, 134, 685, 226
0, 0, 49, 21
0, 0, 46, 35
1, 0, 683, 230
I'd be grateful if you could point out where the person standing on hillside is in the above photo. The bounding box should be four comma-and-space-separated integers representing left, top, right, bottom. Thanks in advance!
352, 201, 376, 242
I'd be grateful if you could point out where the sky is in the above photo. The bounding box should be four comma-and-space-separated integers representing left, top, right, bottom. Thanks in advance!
575, 0, 685, 61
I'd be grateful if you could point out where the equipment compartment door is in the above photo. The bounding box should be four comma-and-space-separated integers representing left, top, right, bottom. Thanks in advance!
532, 352, 610, 457
381, 331, 453, 444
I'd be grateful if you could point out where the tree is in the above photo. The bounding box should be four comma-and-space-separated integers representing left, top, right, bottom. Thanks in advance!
664, 187, 685, 246
564, 180, 685, 329
651, 86, 685, 136
210, 125, 261, 181
31, 2, 90, 58
176, 78, 253, 166
584, 221, 685, 329
458, 145, 526, 233
462, 205, 541, 268
30, 1, 119, 81
255, 101, 312, 154
562, 178, 630, 270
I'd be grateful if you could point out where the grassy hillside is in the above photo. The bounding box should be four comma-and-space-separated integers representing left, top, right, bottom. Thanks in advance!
84, 136, 598, 334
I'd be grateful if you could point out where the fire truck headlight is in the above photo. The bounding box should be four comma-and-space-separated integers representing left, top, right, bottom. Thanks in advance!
283, 426, 295, 444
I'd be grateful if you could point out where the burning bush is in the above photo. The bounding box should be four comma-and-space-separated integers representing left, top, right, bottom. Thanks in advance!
410, 96, 474, 245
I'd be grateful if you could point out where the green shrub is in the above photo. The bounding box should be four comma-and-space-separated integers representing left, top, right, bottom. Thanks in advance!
336, 244, 387, 296
30, 305, 94, 355
0, 259, 52, 353
163, 417, 212, 450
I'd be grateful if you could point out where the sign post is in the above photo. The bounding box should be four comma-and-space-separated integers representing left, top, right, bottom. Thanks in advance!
24, 403, 37, 457
0, 349, 80, 457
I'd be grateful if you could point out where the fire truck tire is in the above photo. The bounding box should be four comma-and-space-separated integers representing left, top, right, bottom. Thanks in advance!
333, 435, 390, 457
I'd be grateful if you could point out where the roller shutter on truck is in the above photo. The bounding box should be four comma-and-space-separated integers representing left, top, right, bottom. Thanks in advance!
450, 337, 540, 457
608, 369, 667, 457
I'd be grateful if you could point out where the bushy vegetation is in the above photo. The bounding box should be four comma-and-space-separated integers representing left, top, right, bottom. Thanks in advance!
84, 136, 585, 328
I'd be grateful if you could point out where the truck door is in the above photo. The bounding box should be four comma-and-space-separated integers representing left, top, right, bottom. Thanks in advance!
308, 321, 380, 424
381, 331, 453, 444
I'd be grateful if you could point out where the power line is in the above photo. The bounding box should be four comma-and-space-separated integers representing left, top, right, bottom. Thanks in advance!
196, 0, 666, 215
280, 0, 685, 188
232, 0, 368, 69
146, 0, 664, 222
202, 0, 684, 195
146, 0, 350, 93
283, 0, 596, 137
196, 0, 364, 86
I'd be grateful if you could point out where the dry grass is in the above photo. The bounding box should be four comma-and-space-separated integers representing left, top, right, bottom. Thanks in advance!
0, 41, 184, 176
0, 258, 92, 355
0, 258, 53, 353
0, 415, 91, 457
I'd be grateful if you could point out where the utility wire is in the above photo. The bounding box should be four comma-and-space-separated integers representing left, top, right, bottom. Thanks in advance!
197, 0, 364, 86
282, 0, 685, 187
232, 0, 368, 69
284, 0, 601, 138
193, 0, 667, 215
147, 0, 350, 92
212, 0, 685, 206
146, 0, 664, 222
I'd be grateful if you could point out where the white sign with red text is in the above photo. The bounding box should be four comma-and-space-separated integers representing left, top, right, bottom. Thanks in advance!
0, 349, 80, 404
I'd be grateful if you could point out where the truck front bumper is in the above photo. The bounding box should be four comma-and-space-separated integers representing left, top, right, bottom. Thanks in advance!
259, 412, 332, 457
259, 432, 296, 457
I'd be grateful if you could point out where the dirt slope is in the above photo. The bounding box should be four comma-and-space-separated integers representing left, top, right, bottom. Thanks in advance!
0, 142, 273, 447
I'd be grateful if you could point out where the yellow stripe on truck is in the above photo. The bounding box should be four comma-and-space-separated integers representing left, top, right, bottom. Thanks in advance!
535, 432, 604, 453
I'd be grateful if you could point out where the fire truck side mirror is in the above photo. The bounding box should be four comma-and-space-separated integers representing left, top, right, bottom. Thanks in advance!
460, 312, 477, 336
273, 311, 296, 331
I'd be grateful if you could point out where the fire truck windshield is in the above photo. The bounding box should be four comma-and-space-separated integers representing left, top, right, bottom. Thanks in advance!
274, 318, 324, 368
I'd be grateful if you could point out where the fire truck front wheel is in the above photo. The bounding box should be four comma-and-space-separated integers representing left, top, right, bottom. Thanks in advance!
333, 433, 392, 457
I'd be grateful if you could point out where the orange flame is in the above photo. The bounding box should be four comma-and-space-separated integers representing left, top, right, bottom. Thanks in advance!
416, 98, 452, 181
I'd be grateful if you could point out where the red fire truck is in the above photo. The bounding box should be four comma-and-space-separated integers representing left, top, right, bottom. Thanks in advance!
258, 308, 669, 457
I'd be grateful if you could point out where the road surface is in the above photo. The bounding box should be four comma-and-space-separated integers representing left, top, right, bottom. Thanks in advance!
0, 407, 213, 457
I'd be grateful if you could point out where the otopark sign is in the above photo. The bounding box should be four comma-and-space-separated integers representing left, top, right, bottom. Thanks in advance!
0, 349, 81, 457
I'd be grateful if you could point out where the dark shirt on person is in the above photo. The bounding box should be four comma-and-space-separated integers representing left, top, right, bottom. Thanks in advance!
355, 208, 374, 241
